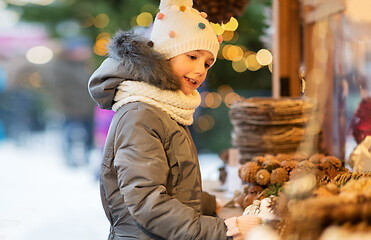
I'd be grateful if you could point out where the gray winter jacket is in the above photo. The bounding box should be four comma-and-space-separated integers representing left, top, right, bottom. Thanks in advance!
88, 31, 228, 239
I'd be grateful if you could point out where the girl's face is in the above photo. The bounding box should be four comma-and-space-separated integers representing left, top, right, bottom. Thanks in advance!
169, 50, 214, 95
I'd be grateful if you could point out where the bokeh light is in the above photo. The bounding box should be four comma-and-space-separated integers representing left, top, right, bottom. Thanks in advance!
222, 45, 243, 61
232, 59, 247, 72
210, 22, 225, 35
136, 12, 153, 27
256, 49, 273, 66
0, 9, 20, 28
224, 92, 242, 108
245, 53, 261, 71
224, 17, 238, 31
80, 13, 94, 28
26, 46, 53, 64
205, 92, 222, 109
29, 72, 42, 88
197, 114, 215, 132
218, 84, 233, 98
222, 31, 234, 42
268, 61, 273, 73
94, 13, 109, 29
200, 91, 209, 108
94, 32, 111, 56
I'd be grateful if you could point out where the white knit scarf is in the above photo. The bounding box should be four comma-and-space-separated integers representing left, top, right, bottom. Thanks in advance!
112, 81, 201, 126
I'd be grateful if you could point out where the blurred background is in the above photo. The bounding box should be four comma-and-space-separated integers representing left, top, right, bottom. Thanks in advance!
0, 0, 273, 239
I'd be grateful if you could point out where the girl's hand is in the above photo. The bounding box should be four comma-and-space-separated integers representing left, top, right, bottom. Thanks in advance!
224, 215, 262, 240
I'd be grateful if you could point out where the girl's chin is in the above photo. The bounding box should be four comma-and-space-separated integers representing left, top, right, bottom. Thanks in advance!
181, 87, 194, 95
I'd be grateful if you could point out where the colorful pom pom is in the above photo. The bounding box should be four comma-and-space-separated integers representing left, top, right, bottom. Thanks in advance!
217, 35, 223, 43
156, 13, 164, 20
198, 22, 206, 29
179, 6, 186, 12
169, 31, 176, 38
200, 12, 207, 18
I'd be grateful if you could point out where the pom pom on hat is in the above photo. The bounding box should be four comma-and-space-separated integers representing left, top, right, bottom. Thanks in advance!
159, 0, 193, 10
150, 0, 220, 64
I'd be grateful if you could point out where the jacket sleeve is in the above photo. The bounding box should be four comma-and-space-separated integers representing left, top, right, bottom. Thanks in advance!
201, 191, 217, 216
113, 107, 228, 240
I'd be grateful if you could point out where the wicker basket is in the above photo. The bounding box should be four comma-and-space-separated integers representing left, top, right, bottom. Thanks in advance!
229, 97, 320, 163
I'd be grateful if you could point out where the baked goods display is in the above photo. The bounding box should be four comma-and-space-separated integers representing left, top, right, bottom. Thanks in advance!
232, 152, 371, 239
229, 97, 321, 163
225, 96, 371, 238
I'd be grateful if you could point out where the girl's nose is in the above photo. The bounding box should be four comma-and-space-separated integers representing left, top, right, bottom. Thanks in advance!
194, 61, 206, 75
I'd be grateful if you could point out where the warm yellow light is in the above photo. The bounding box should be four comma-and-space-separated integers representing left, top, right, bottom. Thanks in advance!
200, 91, 209, 108
94, 13, 109, 28
136, 12, 153, 27
232, 60, 247, 72
222, 45, 232, 60
198, 114, 215, 132
268, 62, 273, 73
94, 33, 111, 56
29, 72, 42, 88
222, 31, 234, 42
245, 54, 261, 71
26, 46, 53, 64
210, 22, 225, 35
205, 92, 222, 109
218, 85, 233, 98
223, 17, 238, 31
228, 45, 244, 62
224, 92, 242, 108
256, 49, 272, 66
81, 14, 94, 28
96, 32, 111, 40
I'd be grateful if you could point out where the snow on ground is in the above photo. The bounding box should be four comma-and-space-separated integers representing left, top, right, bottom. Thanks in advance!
0, 130, 223, 240
0, 131, 107, 240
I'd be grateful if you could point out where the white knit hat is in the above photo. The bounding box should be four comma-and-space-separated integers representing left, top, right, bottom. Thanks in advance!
150, 0, 221, 64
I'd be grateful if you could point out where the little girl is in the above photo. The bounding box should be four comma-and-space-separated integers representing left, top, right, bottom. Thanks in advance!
88, 0, 232, 239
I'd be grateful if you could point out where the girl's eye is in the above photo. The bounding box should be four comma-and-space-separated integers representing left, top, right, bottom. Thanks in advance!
205, 63, 211, 69
188, 55, 196, 60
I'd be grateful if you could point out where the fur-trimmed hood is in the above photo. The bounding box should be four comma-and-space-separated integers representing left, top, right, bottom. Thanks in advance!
88, 30, 180, 110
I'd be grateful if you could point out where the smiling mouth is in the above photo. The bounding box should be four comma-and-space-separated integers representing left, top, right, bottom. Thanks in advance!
185, 76, 197, 85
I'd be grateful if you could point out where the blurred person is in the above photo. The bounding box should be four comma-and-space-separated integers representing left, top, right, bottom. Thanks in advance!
88, 0, 234, 239
40, 37, 95, 167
